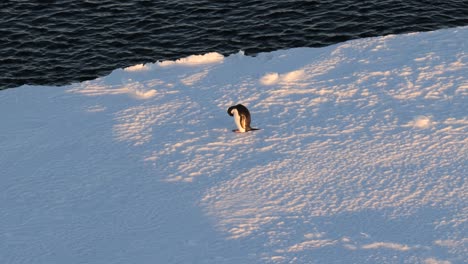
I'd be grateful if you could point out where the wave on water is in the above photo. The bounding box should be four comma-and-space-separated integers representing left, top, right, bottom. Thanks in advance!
1, 0, 468, 89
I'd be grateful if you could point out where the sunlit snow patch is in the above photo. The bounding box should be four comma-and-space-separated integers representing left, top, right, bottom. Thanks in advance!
124, 63, 151, 72
158, 52, 224, 67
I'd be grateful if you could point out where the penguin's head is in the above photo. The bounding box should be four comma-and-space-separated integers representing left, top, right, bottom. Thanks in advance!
227, 105, 236, 116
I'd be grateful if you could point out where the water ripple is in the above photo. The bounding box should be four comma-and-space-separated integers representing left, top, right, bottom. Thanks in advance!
1, 0, 467, 89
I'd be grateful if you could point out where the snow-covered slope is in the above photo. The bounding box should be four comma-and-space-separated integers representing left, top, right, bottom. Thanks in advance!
1, 27, 467, 264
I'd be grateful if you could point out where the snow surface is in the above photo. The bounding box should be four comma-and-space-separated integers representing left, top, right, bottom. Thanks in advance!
1, 27, 467, 264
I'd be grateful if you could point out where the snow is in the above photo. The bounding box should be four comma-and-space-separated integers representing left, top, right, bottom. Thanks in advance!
1, 27, 467, 264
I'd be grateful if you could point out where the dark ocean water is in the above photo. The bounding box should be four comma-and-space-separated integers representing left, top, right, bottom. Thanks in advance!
1, 0, 467, 90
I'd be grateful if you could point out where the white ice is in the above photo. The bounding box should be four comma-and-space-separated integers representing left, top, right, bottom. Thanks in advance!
1, 26, 467, 264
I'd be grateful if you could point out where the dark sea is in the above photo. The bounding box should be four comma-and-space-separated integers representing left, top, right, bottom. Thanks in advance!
1, 0, 467, 90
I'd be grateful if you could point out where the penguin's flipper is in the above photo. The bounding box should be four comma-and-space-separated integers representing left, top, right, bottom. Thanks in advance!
240, 115, 247, 131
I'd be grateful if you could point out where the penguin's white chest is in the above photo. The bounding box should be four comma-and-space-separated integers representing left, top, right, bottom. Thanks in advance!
231, 109, 245, 132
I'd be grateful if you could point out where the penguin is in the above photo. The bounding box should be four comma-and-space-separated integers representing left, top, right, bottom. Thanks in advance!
227, 104, 259, 133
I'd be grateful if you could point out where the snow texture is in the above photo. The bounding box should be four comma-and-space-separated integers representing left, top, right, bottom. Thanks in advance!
1, 27, 467, 264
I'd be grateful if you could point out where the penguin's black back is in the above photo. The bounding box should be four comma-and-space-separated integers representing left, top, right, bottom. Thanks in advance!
235, 104, 250, 117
